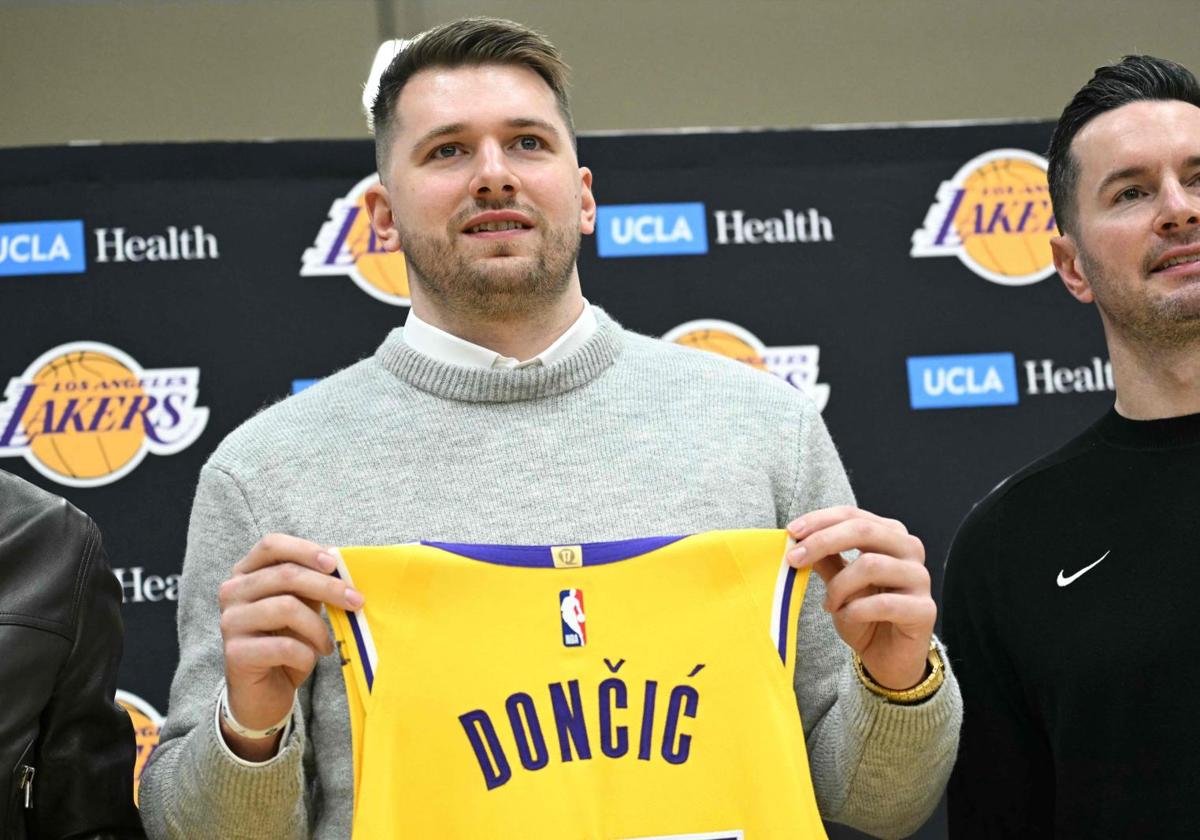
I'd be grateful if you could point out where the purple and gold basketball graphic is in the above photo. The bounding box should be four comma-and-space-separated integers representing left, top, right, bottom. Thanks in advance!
0, 342, 208, 487
911, 148, 1058, 286
116, 690, 164, 806
663, 319, 830, 410
301, 173, 412, 306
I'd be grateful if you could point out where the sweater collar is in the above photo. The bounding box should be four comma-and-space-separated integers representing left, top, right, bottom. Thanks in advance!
1093, 406, 1200, 450
374, 306, 624, 403
402, 300, 598, 370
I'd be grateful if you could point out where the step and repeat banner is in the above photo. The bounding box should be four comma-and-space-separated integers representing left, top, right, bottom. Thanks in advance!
0, 124, 1111, 835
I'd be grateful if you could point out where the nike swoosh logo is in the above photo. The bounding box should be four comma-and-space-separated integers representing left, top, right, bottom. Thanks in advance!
1057, 550, 1110, 587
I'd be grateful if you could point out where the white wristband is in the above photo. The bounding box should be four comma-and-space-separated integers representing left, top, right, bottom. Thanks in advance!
220, 685, 293, 740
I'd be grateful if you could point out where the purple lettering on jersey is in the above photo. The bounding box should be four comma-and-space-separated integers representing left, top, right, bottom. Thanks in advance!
548, 679, 592, 762
459, 710, 512, 790
505, 692, 549, 771
599, 678, 629, 758
637, 680, 658, 761
662, 685, 699, 764
462, 675, 699, 791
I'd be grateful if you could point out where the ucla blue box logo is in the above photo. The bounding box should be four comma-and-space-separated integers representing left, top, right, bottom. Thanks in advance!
596, 203, 708, 258
0, 220, 86, 277
907, 353, 1019, 410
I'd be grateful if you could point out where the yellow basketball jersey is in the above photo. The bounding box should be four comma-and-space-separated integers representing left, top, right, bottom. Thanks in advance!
326, 529, 828, 839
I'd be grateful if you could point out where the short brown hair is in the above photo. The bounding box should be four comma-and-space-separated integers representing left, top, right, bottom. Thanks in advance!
371, 17, 574, 175
1048, 55, 1200, 236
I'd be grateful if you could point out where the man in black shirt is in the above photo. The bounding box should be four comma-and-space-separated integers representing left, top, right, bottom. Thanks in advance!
943, 56, 1200, 837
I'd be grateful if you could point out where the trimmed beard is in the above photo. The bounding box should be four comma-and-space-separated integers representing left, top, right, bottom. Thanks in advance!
398, 205, 581, 319
1080, 245, 1200, 348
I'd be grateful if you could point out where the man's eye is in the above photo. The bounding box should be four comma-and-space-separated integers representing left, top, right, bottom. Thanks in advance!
433, 145, 460, 159
516, 136, 542, 151
1116, 187, 1143, 203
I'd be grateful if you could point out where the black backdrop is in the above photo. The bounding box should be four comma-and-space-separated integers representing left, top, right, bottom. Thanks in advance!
0, 122, 1111, 838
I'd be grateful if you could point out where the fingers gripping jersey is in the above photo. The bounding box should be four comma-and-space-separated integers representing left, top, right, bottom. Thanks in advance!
327, 529, 828, 839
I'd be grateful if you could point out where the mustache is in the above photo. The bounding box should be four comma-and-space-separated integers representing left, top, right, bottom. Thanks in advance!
450, 199, 542, 228
1145, 231, 1200, 273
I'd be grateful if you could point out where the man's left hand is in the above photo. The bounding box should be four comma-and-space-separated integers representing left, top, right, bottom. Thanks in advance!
786, 506, 935, 691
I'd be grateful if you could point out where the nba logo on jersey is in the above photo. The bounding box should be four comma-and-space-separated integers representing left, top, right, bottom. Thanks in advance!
559, 588, 586, 647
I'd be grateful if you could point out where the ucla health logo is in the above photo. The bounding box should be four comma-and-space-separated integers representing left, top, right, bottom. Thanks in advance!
596, 202, 708, 258
907, 353, 1019, 410
0, 342, 209, 487
911, 149, 1058, 286
0, 220, 86, 277
663, 319, 830, 411
301, 174, 411, 306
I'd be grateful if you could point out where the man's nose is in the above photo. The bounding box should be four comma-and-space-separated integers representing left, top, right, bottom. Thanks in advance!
1156, 179, 1200, 234
470, 140, 520, 199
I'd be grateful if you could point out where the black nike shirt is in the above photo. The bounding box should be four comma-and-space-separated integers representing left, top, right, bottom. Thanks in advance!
942, 408, 1200, 838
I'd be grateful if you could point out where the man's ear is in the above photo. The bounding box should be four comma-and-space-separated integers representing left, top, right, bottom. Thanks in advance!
1051, 234, 1095, 304
578, 166, 596, 235
365, 180, 403, 253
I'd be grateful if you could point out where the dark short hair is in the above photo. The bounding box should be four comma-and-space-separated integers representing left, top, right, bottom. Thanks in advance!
1047, 55, 1200, 235
371, 17, 574, 176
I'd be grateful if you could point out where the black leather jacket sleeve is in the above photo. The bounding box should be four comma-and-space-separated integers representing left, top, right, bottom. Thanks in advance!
0, 472, 144, 839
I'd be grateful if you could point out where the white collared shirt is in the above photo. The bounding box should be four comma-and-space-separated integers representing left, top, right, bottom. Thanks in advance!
402, 301, 597, 369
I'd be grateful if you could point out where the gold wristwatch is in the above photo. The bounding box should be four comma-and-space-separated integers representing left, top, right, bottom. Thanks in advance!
852, 640, 945, 705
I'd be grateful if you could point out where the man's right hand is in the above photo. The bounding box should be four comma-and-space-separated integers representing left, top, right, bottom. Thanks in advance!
217, 534, 365, 761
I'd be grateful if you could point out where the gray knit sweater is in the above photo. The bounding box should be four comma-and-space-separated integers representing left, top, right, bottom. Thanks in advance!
140, 309, 961, 839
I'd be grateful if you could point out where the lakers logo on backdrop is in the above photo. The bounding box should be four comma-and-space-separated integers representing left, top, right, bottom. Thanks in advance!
663, 320, 830, 410
116, 690, 163, 805
911, 149, 1058, 286
301, 173, 411, 306
0, 342, 208, 487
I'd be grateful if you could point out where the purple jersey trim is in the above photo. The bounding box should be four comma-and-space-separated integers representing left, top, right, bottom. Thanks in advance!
422, 535, 687, 567
776, 565, 798, 664
332, 569, 374, 692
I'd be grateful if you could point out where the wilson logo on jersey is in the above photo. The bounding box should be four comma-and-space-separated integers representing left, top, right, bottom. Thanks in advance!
300, 173, 412, 306
0, 342, 209, 487
560, 588, 587, 647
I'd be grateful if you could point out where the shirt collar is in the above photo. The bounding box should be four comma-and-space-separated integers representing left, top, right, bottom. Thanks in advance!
402, 300, 597, 370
